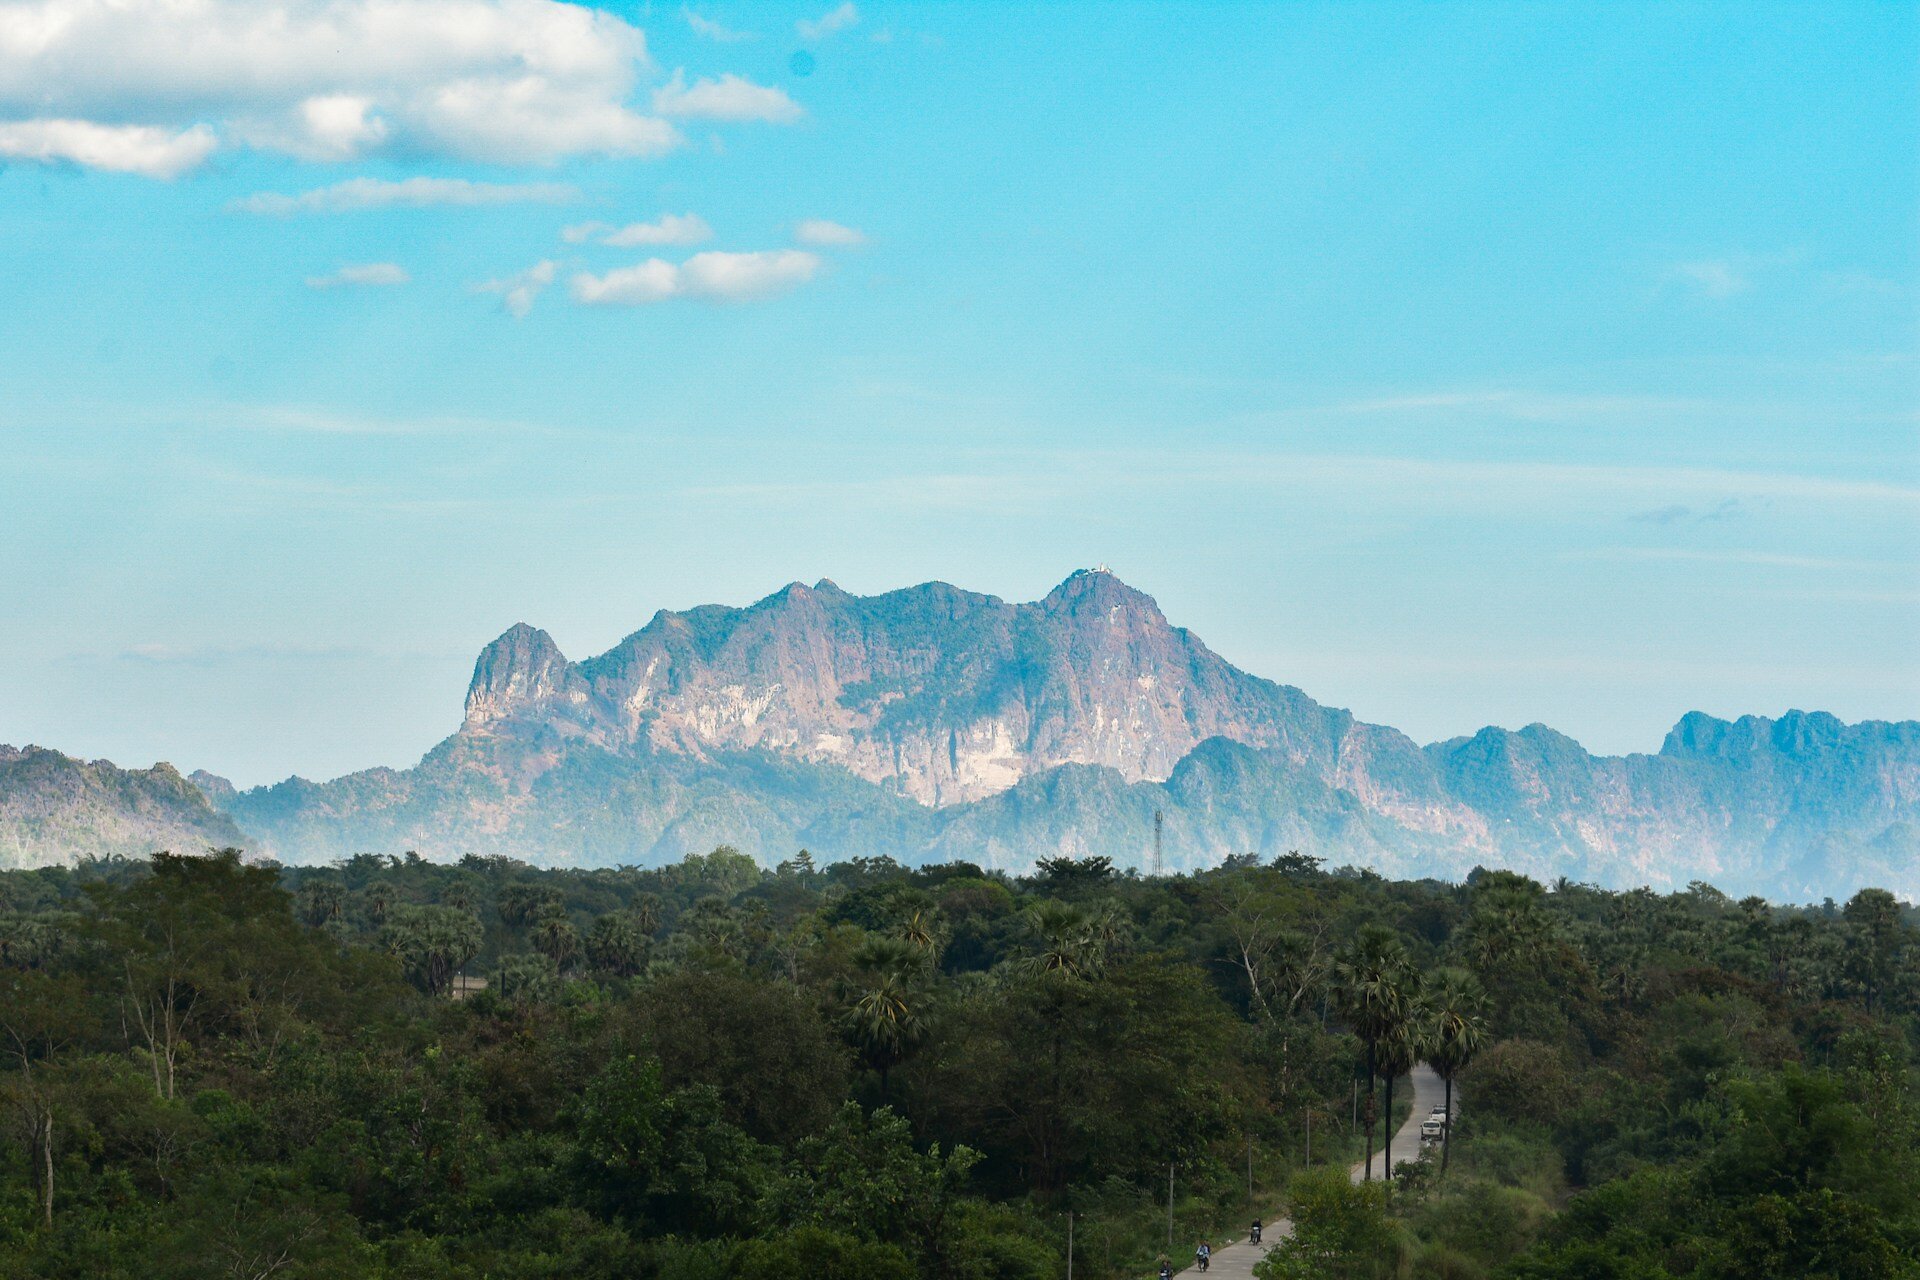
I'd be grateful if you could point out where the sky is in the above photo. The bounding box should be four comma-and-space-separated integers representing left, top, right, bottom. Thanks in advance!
0, 0, 1915, 788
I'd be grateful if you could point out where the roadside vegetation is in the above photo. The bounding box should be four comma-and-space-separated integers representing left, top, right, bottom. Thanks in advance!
0, 847, 1914, 1278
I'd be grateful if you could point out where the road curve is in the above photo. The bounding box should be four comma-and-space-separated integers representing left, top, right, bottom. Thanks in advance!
1170, 1065, 1445, 1279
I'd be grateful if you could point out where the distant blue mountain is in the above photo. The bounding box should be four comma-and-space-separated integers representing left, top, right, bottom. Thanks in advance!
199, 571, 1917, 900
4, 571, 1912, 899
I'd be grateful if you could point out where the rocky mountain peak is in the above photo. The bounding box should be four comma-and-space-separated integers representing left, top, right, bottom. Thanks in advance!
1037, 567, 1168, 626
463, 623, 582, 730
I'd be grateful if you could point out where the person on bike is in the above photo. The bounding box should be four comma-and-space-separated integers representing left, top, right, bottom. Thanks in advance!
1250, 1218, 1263, 1244
1196, 1240, 1211, 1271
1158, 1264, 1173, 1280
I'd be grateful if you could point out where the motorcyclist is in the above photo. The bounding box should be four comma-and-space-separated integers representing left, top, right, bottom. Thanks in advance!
1195, 1240, 1212, 1272
1158, 1265, 1173, 1280
1250, 1218, 1263, 1244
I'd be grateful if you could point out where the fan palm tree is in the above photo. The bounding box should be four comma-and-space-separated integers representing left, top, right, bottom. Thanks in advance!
530, 907, 580, 972
1331, 924, 1418, 1181
843, 935, 929, 1103
1376, 980, 1431, 1180
1422, 967, 1487, 1173
1021, 901, 1109, 980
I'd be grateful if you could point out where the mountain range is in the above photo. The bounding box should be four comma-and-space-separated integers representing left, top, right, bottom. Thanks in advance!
4, 569, 1916, 899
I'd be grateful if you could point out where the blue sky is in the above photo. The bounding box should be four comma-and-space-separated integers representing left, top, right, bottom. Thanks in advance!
1, 0, 1914, 786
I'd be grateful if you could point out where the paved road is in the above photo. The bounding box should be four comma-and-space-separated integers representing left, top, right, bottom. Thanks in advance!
1169, 1066, 1445, 1279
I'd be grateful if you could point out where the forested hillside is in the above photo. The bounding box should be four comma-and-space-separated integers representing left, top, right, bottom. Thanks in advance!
1, 849, 1915, 1278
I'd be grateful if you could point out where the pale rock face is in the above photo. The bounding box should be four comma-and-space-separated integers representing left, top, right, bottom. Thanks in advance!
452, 568, 1412, 810
183, 569, 1920, 898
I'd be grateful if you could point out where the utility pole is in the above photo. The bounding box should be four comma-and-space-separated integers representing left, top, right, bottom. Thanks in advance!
1152, 809, 1164, 877
1305, 1110, 1312, 1167
1065, 1212, 1074, 1280
1167, 1163, 1174, 1251
1247, 1133, 1253, 1205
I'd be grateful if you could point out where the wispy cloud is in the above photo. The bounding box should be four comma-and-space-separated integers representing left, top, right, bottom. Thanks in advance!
651, 71, 803, 123
794, 218, 867, 247
233, 177, 577, 216
797, 1, 859, 40
1575, 548, 1896, 572
683, 7, 756, 41
1671, 258, 1750, 299
572, 249, 820, 305
475, 260, 558, 318
305, 262, 410, 289
1822, 269, 1906, 298
564, 213, 714, 247
1628, 498, 1749, 525
1340, 389, 1709, 422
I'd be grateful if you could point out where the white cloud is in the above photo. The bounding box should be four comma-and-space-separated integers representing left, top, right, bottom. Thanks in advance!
573, 258, 682, 305
683, 8, 755, 41
242, 94, 389, 161
564, 212, 713, 246
796, 2, 859, 40
794, 218, 865, 247
571, 249, 820, 305
475, 260, 558, 318
0, 118, 214, 177
233, 177, 577, 216
306, 262, 411, 289
0, 0, 677, 170
651, 71, 802, 123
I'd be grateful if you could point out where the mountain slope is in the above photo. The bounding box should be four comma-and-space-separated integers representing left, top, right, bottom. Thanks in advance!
8, 570, 1915, 898
0, 744, 249, 867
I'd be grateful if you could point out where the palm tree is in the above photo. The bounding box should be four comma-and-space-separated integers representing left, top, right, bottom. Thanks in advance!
1021, 901, 1110, 980
530, 907, 580, 972
1376, 980, 1430, 1181
1330, 924, 1417, 1182
843, 935, 929, 1103
1422, 967, 1488, 1174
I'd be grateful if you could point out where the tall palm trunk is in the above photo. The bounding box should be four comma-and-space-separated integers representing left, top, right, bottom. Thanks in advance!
1441, 1076, 1454, 1173
1382, 1069, 1396, 1180
1361, 1042, 1378, 1181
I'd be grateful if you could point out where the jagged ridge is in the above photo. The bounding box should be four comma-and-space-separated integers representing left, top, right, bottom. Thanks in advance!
212, 571, 1920, 899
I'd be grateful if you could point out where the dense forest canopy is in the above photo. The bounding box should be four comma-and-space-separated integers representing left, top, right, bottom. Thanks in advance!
1, 847, 1915, 1279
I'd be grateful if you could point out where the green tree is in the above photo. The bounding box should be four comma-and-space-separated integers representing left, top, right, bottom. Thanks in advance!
382, 903, 482, 997
530, 907, 581, 972
1420, 966, 1488, 1174
844, 936, 930, 1104
1331, 924, 1416, 1182
1254, 1168, 1402, 1280
586, 909, 651, 978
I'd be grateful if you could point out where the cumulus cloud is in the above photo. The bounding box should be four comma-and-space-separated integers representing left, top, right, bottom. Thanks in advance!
797, 2, 859, 40
563, 212, 713, 246
794, 218, 865, 247
233, 177, 577, 215
683, 8, 755, 41
306, 262, 411, 288
0, 0, 681, 171
0, 118, 215, 177
475, 260, 558, 318
651, 71, 802, 123
572, 249, 820, 305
